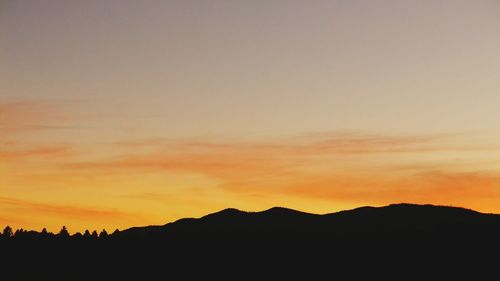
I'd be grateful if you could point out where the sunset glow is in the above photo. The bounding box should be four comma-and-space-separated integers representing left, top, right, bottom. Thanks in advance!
2, 0, 500, 233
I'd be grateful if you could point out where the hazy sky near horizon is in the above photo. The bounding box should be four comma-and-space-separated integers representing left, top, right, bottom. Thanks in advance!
2, 0, 500, 232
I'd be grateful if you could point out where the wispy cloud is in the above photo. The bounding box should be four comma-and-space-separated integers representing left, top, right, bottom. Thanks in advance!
0, 215, 28, 227
112, 138, 169, 148
0, 145, 73, 161
0, 196, 133, 221
58, 132, 500, 210
0, 100, 69, 134
281, 170, 500, 202
65, 132, 490, 174
109, 132, 484, 156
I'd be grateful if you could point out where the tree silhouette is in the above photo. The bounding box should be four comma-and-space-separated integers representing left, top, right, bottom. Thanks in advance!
2, 226, 13, 238
58, 226, 70, 238
14, 228, 26, 237
83, 229, 91, 238
99, 229, 108, 238
91, 230, 98, 239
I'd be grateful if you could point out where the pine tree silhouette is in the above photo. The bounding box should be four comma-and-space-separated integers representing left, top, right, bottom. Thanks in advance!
58, 226, 70, 238
99, 229, 108, 238
2, 226, 12, 238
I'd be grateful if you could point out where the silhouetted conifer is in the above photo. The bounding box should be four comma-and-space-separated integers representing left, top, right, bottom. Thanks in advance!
58, 226, 70, 238
99, 229, 108, 238
2, 226, 12, 238
14, 228, 25, 237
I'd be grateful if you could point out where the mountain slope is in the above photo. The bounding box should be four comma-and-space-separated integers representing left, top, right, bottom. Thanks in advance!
117, 203, 500, 241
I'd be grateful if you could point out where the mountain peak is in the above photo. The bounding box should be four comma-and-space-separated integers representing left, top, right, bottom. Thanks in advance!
201, 208, 246, 220
261, 206, 309, 215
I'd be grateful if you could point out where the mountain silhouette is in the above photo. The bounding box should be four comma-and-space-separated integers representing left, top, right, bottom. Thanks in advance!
2, 203, 500, 279
113, 203, 499, 242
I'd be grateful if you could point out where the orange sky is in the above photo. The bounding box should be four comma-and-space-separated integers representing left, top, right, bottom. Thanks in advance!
2, 1, 500, 233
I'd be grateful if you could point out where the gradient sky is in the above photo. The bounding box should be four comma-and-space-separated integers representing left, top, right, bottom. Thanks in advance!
2, 0, 500, 233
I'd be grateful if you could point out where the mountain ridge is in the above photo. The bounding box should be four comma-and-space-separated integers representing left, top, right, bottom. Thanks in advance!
115, 203, 500, 240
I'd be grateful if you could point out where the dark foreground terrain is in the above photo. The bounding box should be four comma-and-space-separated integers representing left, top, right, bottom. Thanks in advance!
2, 203, 500, 279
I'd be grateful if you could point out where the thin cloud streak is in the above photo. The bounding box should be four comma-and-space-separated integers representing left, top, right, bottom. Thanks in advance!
0, 100, 70, 135
0, 196, 133, 221
65, 133, 494, 175
282, 170, 500, 202
0, 216, 28, 227
111, 133, 492, 155
0, 145, 73, 161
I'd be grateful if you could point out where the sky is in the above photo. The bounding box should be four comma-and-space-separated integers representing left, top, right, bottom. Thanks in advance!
2, 0, 500, 233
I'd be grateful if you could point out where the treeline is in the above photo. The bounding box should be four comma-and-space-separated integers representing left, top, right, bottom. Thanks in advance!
0, 225, 119, 240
